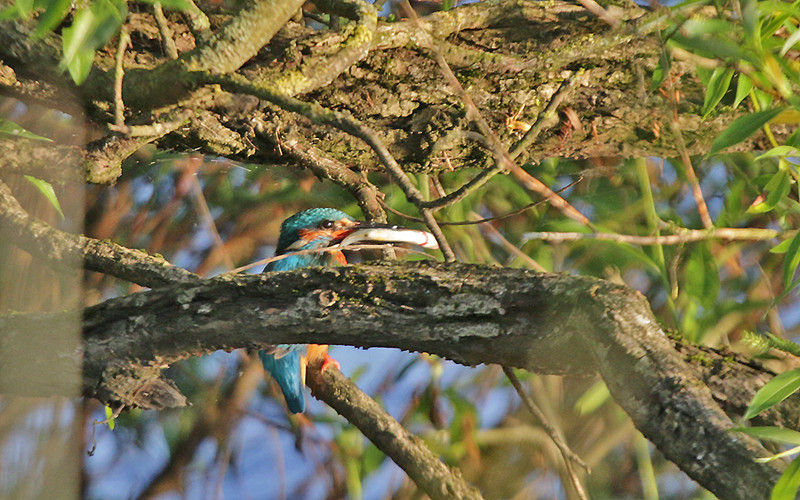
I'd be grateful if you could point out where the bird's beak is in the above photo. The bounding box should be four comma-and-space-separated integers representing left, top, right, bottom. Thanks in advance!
338, 221, 439, 250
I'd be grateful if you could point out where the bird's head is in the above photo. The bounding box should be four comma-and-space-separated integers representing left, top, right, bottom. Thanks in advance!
275, 208, 361, 254
269, 208, 438, 270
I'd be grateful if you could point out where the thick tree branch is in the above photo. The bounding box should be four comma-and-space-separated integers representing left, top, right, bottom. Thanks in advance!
2, 1, 790, 186
247, 0, 378, 96
0, 139, 84, 184
0, 180, 199, 287
0, 261, 785, 498
122, 0, 307, 108
202, 71, 456, 260
279, 130, 387, 222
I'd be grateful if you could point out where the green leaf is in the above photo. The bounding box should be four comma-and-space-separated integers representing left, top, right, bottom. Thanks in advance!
681, 18, 735, 37
15, 0, 35, 18
684, 244, 719, 308
748, 169, 791, 214
33, 0, 73, 38
670, 34, 751, 63
734, 74, 753, 109
753, 88, 774, 111
781, 26, 800, 57
0, 4, 23, 21
24, 176, 64, 218
741, 0, 758, 42
85, 0, 128, 50
61, 6, 96, 71
744, 368, 800, 420
782, 230, 800, 290
60, 0, 127, 84
708, 107, 787, 155
137, 0, 194, 11
765, 333, 800, 358
65, 46, 94, 85
104, 405, 116, 430
703, 67, 734, 118
772, 455, 800, 500
695, 65, 713, 87
732, 426, 800, 445
0, 119, 53, 141
758, 0, 800, 16
575, 380, 610, 415
650, 50, 670, 92
772, 238, 793, 254
755, 146, 799, 161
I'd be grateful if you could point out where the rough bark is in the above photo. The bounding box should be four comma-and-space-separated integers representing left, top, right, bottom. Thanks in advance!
1, 1, 790, 187
0, 261, 789, 499
0, 181, 200, 287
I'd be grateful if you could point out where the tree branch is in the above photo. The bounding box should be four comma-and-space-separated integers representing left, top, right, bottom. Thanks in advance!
0, 180, 199, 287
0, 260, 784, 498
307, 362, 484, 500
247, 0, 378, 96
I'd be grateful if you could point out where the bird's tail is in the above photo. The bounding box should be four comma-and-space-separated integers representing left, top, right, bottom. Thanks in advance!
259, 350, 306, 413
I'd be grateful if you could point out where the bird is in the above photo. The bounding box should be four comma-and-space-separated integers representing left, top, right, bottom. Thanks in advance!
260, 207, 439, 413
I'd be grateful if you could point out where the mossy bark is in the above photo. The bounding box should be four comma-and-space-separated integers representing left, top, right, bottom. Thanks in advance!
0, 262, 787, 499
1, 1, 788, 186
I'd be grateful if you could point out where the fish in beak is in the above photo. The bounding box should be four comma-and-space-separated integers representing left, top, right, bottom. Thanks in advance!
338, 222, 439, 250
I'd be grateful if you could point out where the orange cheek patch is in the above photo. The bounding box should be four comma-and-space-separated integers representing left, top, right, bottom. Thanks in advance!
297, 228, 324, 241
298, 227, 353, 243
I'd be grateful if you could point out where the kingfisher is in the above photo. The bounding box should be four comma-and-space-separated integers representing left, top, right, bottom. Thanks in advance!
260, 207, 439, 413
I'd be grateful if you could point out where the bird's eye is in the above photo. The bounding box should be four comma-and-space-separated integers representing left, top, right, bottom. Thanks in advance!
319, 220, 335, 229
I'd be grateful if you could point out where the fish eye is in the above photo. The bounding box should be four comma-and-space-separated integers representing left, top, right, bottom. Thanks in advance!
319, 220, 335, 229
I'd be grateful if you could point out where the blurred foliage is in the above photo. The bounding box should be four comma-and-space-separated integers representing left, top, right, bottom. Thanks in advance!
0, 0, 799, 497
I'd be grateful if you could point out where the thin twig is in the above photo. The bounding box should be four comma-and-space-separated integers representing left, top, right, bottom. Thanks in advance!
92, 403, 125, 426
114, 27, 130, 128
399, 1, 591, 228
279, 131, 387, 223
190, 173, 235, 271
421, 161, 499, 210
382, 176, 583, 226
509, 75, 583, 163
576, 0, 621, 28
107, 110, 192, 137
502, 366, 590, 500
226, 243, 438, 275
153, 2, 179, 60
88, 403, 125, 456
421, 129, 507, 211
0, 179, 200, 287
307, 362, 484, 500
659, 46, 713, 228
202, 72, 456, 261
474, 212, 547, 272
136, 356, 263, 500
521, 227, 786, 245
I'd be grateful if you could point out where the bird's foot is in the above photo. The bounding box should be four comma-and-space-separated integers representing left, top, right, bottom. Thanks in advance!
320, 352, 341, 371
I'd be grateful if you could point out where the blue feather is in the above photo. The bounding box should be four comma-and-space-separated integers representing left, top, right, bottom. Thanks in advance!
259, 348, 306, 413
261, 208, 354, 413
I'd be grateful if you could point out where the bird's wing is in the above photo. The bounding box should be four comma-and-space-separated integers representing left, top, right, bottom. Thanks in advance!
262, 344, 302, 359
259, 349, 306, 413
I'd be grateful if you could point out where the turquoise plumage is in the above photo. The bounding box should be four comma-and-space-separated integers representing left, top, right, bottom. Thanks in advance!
261, 208, 439, 413
258, 349, 305, 413
260, 209, 354, 414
